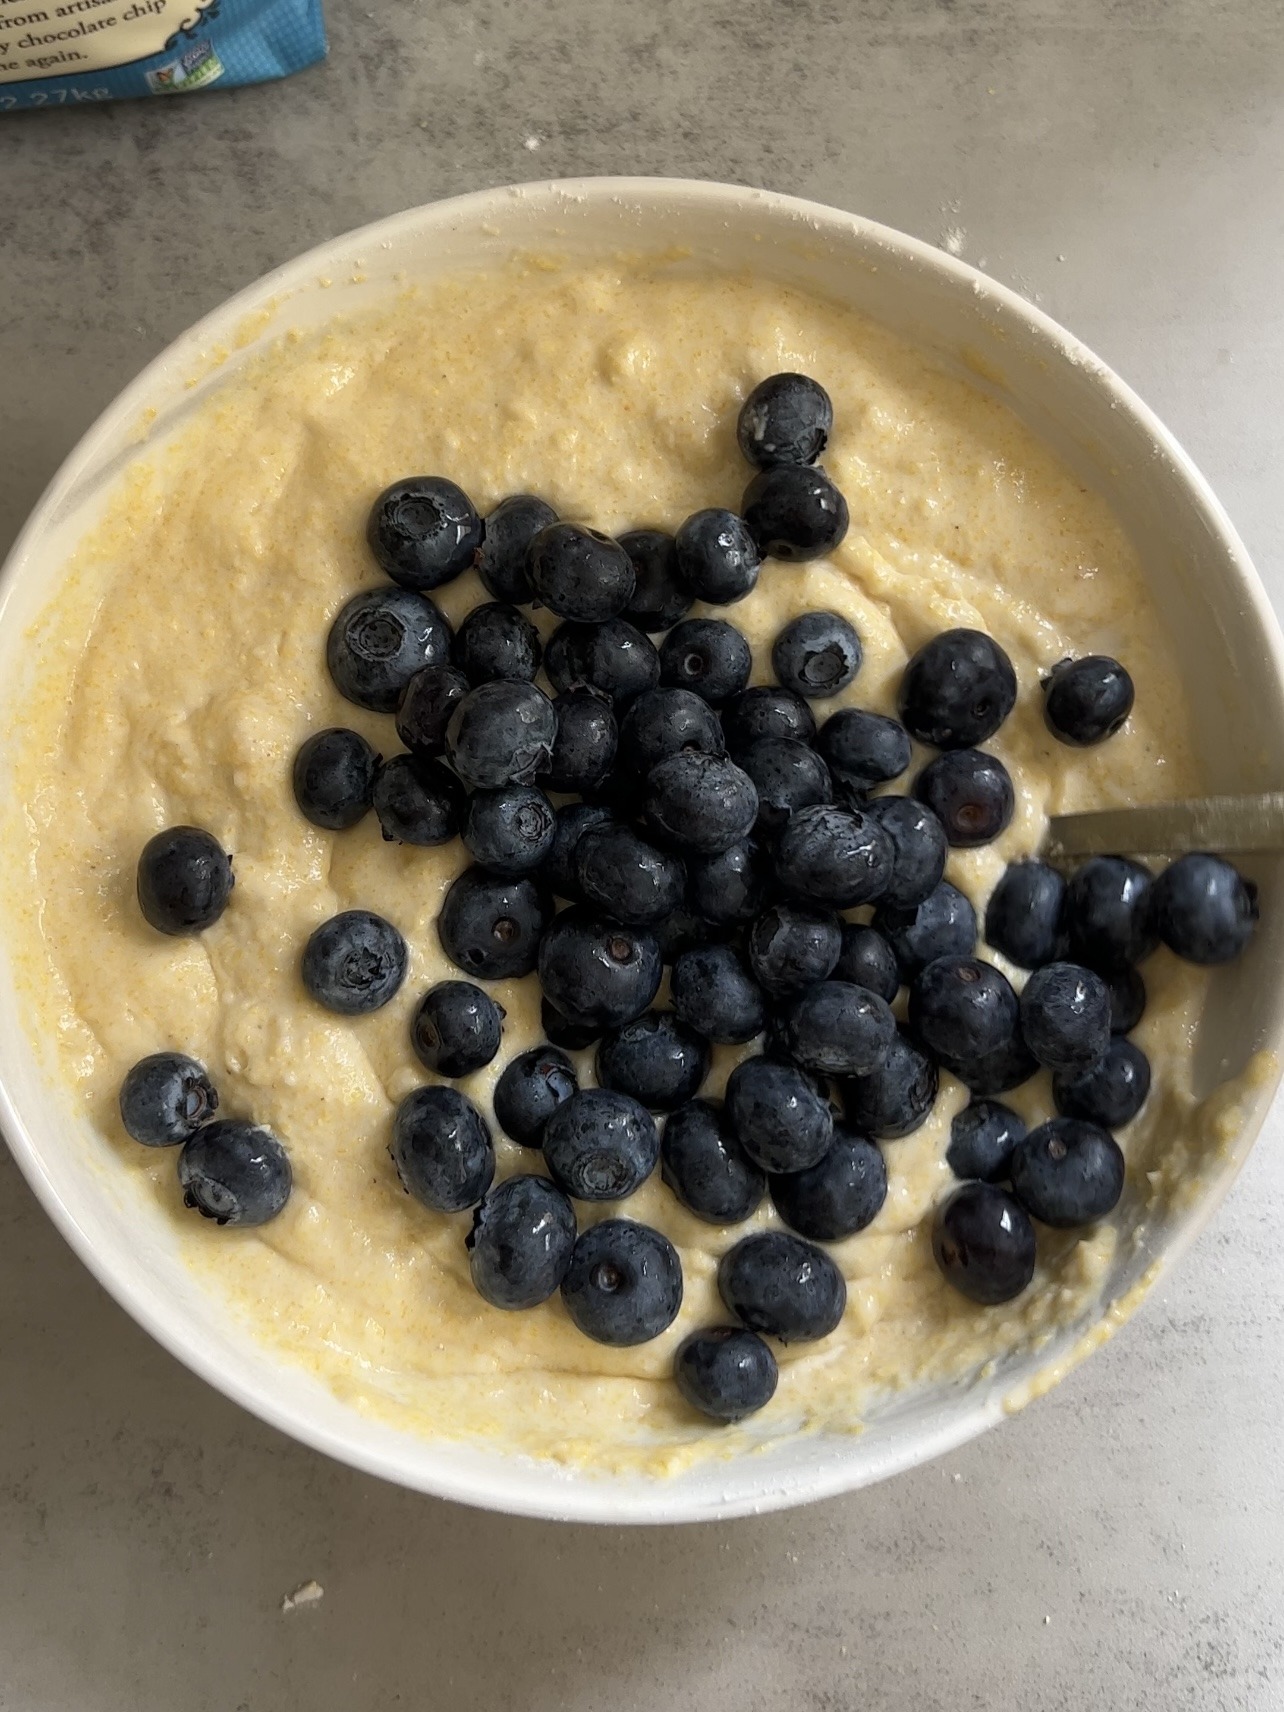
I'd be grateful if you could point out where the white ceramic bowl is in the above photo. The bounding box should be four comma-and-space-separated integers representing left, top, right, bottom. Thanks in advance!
2, 179, 1283, 1524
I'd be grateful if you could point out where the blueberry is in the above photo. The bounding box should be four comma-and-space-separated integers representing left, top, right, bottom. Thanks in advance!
446, 680, 557, 789
720, 685, 817, 757
119, 1052, 218, 1147
1010, 1117, 1125, 1227
780, 981, 896, 1076
1020, 961, 1111, 1072
985, 860, 1066, 969
674, 1327, 778, 1422
391, 1085, 494, 1213
659, 618, 752, 706
574, 823, 685, 927
760, 1008, 793, 1064
545, 618, 660, 705
769, 1128, 887, 1241
327, 586, 453, 713
948, 1028, 1039, 1098
1064, 857, 1157, 970
1053, 1038, 1151, 1129
1106, 964, 1147, 1035
529, 522, 635, 622
655, 906, 730, 967
673, 509, 761, 605
686, 839, 770, 926
301, 909, 407, 1014
620, 528, 694, 631
541, 1087, 658, 1201
367, 476, 482, 592
645, 751, 759, 855
909, 956, 1020, 1071
748, 901, 842, 997
773, 803, 893, 909
292, 728, 380, 830
661, 1099, 765, 1224
833, 923, 900, 1003
137, 827, 233, 935
453, 601, 542, 685
742, 465, 850, 561
542, 802, 615, 900
932, 1183, 1036, 1304
541, 688, 618, 792
177, 1120, 292, 1227
914, 749, 1014, 848
842, 1028, 938, 1139
467, 1175, 577, 1310
1043, 655, 1135, 746
462, 785, 556, 876
493, 1045, 578, 1146
718, 1231, 846, 1341
373, 753, 464, 844
438, 868, 552, 979
725, 1055, 834, 1174
580, 777, 652, 828
814, 709, 911, 798
739, 738, 833, 838
411, 981, 505, 1078
596, 1012, 711, 1112
875, 880, 977, 981
863, 796, 948, 908
671, 943, 766, 1044
561, 1219, 683, 1345
395, 664, 471, 757
947, 1100, 1027, 1183
771, 611, 862, 700
537, 908, 662, 1031
737, 372, 833, 468
541, 999, 603, 1051
898, 628, 1017, 750
1151, 852, 1258, 965
476, 493, 557, 604
619, 687, 725, 775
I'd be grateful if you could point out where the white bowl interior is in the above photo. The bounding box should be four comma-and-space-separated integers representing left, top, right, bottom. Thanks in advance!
2, 179, 1283, 1523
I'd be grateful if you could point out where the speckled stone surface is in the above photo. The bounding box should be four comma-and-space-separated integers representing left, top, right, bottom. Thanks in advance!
3, 2, 1284, 1707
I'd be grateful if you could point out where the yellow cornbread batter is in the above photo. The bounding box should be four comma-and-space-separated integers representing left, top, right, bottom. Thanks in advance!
0, 258, 1240, 1472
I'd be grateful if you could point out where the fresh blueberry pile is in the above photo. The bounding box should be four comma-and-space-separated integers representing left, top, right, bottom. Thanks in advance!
120, 370, 1261, 1430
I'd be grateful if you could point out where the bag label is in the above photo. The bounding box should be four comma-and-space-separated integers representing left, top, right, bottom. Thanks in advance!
1, 0, 177, 83
0, 0, 324, 106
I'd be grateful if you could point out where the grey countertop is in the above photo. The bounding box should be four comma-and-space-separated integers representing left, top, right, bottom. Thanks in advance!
3, 3, 1283, 1707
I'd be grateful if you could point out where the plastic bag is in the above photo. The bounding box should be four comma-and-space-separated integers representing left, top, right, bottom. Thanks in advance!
0, 0, 325, 110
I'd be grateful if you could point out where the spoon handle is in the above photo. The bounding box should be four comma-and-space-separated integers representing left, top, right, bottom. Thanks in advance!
1045, 793, 1284, 859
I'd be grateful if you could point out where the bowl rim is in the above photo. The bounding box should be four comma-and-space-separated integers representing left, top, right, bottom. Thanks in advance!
2, 175, 1282, 1525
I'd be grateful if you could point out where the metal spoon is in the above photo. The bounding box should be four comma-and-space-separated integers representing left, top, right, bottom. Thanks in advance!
1045, 792, 1284, 860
